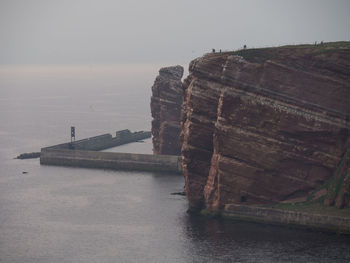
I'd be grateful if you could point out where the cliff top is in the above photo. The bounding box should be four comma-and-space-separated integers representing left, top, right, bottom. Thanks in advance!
211, 41, 350, 65
158, 65, 184, 80
189, 41, 350, 119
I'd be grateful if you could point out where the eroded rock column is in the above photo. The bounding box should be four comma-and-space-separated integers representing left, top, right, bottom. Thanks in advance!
151, 65, 184, 155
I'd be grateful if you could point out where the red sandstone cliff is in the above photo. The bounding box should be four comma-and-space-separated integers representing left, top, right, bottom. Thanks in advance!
181, 42, 350, 211
151, 66, 183, 155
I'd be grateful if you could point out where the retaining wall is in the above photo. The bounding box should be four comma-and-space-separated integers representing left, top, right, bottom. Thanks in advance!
40, 148, 182, 174
223, 204, 350, 234
43, 130, 151, 151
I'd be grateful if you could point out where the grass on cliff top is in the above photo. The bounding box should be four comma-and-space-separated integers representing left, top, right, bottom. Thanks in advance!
223, 41, 350, 64
263, 202, 350, 218
282, 41, 350, 49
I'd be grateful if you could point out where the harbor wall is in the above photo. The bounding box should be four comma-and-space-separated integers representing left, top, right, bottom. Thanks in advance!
40, 148, 182, 174
43, 130, 151, 151
223, 204, 350, 234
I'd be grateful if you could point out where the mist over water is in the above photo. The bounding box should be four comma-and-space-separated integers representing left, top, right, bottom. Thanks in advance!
0, 64, 163, 156
1, 65, 350, 262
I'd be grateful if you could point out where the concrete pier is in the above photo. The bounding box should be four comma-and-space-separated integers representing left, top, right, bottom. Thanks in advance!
223, 204, 350, 234
40, 148, 182, 174
39, 129, 182, 174
17, 130, 151, 159
43, 130, 151, 151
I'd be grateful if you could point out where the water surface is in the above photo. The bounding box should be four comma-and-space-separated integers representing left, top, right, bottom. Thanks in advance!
1, 65, 350, 263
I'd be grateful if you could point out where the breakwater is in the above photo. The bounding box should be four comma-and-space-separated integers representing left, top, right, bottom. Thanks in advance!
223, 204, 350, 234
17, 129, 151, 159
40, 148, 182, 173
39, 129, 182, 173
16, 152, 41, 159
43, 129, 151, 151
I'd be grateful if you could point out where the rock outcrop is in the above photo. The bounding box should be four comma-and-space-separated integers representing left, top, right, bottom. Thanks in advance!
151, 65, 184, 155
181, 42, 350, 210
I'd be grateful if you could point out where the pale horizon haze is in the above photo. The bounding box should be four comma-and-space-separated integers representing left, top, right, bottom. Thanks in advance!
1, 2, 350, 262
1, 0, 350, 66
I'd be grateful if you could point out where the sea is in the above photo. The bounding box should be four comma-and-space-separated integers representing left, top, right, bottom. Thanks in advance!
0, 64, 350, 263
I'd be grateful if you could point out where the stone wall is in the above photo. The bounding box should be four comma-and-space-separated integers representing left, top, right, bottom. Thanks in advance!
43, 130, 151, 151
223, 204, 350, 234
40, 149, 182, 174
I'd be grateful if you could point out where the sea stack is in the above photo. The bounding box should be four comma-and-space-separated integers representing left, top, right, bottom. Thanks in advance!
151, 65, 184, 155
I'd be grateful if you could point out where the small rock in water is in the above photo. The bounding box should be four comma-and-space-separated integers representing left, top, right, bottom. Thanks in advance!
16, 152, 41, 159
171, 191, 186, 196
22, 171, 28, 174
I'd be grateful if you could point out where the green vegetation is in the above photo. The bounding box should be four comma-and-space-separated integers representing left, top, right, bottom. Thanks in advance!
263, 149, 350, 217
200, 209, 221, 218
325, 152, 350, 202
229, 47, 277, 64
307, 150, 350, 204
282, 41, 350, 49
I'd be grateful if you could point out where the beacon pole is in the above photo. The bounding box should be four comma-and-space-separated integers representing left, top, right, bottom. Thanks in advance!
71, 126, 75, 143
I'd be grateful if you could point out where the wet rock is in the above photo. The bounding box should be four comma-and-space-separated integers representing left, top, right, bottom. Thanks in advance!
16, 152, 41, 159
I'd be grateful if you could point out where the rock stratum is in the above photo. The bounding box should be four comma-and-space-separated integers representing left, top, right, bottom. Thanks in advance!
151, 65, 184, 155
181, 42, 350, 211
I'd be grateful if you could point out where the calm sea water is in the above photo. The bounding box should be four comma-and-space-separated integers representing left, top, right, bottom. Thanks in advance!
0, 65, 350, 263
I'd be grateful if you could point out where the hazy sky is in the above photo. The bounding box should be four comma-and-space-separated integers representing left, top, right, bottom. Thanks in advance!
1, 0, 349, 65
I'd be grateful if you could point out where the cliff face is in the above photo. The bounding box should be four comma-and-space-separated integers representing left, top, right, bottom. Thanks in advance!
151, 66, 184, 155
181, 42, 350, 210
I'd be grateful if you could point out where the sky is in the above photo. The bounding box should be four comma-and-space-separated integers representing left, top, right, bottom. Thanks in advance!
0, 0, 350, 65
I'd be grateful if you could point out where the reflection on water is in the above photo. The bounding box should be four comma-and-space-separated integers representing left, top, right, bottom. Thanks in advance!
0, 65, 350, 263
183, 215, 350, 262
